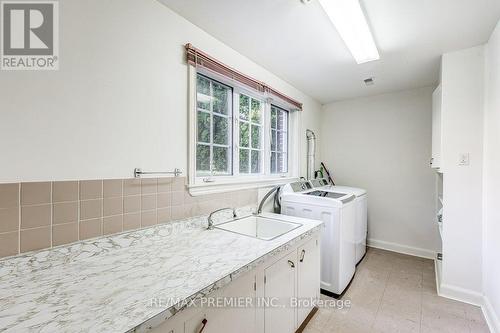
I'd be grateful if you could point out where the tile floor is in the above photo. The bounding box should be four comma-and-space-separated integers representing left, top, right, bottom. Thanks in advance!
304, 248, 489, 333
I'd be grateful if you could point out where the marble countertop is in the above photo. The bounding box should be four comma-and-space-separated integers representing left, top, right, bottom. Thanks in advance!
0, 212, 322, 333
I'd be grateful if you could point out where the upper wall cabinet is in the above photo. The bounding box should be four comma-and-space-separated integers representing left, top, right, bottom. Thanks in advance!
431, 84, 442, 171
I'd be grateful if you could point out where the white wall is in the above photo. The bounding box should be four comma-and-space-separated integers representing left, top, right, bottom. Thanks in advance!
483, 21, 500, 331
0, 0, 322, 183
440, 46, 485, 302
321, 87, 439, 258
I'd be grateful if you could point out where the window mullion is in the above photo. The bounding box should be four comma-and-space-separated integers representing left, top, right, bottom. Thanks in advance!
209, 81, 214, 175
260, 100, 265, 175
263, 101, 272, 175
249, 97, 252, 173
233, 92, 239, 177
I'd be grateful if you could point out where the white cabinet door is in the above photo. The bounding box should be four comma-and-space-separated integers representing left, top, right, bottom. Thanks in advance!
149, 311, 185, 333
431, 85, 442, 169
264, 252, 296, 333
297, 237, 320, 326
184, 271, 256, 333
184, 311, 208, 333
149, 318, 183, 333
205, 271, 257, 333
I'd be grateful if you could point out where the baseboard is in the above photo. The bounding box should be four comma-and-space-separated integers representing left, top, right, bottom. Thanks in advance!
367, 238, 499, 333
438, 283, 484, 306
367, 238, 435, 259
438, 290, 500, 333
483, 296, 500, 333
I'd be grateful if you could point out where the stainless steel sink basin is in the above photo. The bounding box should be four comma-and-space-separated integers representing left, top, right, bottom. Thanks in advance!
215, 215, 302, 240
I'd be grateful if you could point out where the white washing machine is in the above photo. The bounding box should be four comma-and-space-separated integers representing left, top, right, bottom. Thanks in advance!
311, 179, 368, 264
281, 181, 356, 297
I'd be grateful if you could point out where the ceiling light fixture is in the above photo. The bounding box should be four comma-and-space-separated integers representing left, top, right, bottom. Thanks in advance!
318, 0, 380, 64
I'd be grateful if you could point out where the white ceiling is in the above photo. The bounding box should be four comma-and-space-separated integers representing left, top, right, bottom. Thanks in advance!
159, 0, 500, 104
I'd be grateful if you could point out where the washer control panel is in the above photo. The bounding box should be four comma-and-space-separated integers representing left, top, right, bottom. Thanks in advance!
290, 181, 312, 192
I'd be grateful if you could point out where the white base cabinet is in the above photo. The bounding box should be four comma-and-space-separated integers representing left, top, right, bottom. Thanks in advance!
150, 233, 320, 333
264, 252, 297, 333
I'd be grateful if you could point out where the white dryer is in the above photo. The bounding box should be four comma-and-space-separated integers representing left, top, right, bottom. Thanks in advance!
281, 181, 356, 297
311, 179, 368, 264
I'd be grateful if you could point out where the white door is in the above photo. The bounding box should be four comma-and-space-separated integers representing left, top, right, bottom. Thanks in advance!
297, 237, 320, 326
264, 252, 296, 333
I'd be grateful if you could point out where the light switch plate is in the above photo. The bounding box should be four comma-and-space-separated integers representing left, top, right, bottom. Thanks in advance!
459, 153, 470, 166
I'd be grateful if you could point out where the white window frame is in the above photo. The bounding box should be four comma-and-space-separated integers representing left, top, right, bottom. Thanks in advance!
195, 74, 233, 177
235, 89, 265, 176
188, 65, 300, 196
270, 104, 290, 174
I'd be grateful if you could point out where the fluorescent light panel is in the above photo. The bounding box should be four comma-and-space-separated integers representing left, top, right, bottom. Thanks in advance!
318, 0, 379, 64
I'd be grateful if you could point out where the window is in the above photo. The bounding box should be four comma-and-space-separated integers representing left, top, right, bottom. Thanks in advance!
239, 94, 263, 174
270, 105, 288, 174
196, 74, 233, 176
191, 70, 297, 193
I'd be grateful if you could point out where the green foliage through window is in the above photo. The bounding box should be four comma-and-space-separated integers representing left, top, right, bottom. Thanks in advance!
271, 105, 288, 174
196, 74, 232, 176
239, 94, 263, 174
195, 73, 290, 178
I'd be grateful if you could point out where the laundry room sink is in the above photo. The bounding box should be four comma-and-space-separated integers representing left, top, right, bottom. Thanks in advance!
215, 215, 302, 240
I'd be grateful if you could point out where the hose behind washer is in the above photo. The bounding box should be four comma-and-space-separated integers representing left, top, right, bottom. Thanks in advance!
273, 186, 283, 213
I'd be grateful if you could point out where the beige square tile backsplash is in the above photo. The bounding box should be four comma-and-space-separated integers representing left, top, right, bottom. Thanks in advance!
0, 177, 258, 259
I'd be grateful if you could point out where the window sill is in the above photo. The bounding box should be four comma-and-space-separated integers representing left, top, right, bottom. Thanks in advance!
188, 177, 298, 196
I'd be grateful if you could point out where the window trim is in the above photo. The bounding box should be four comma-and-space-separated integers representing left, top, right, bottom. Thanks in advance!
188, 65, 300, 196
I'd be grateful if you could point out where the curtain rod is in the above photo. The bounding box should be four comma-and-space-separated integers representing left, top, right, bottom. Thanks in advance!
185, 43, 303, 111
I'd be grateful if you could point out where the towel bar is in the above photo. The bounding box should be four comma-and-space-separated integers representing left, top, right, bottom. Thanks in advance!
134, 168, 182, 178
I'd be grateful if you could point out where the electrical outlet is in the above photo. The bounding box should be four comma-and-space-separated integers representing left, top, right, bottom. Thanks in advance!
458, 153, 470, 166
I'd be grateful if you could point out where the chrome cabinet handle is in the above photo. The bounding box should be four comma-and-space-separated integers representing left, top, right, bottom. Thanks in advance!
300, 249, 306, 262
199, 318, 208, 333
288, 260, 295, 268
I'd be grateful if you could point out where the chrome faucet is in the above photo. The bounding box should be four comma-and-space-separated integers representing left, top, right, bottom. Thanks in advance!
207, 207, 236, 230
256, 185, 282, 215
